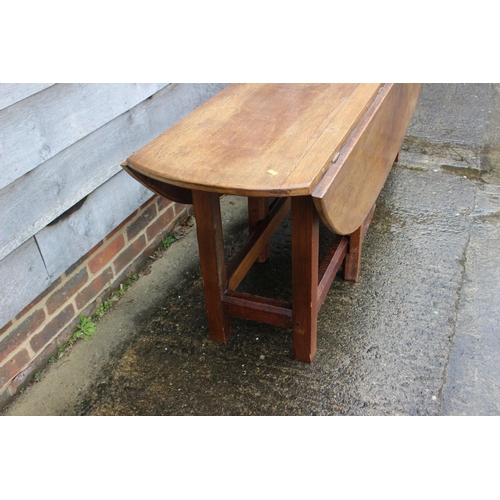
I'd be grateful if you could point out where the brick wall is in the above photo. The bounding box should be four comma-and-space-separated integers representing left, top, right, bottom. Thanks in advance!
0, 194, 192, 410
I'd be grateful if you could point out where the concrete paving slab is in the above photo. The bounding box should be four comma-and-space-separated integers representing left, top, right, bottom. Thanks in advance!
407, 83, 498, 147
441, 183, 500, 415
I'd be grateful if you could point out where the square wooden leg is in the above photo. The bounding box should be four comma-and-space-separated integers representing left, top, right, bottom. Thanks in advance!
291, 196, 319, 363
192, 190, 231, 341
343, 225, 363, 283
344, 203, 376, 283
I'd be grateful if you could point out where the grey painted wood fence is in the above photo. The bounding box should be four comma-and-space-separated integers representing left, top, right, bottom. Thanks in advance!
0, 83, 228, 328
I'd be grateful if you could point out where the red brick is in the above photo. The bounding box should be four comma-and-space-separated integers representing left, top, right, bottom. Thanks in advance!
65, 240, 104, 277
14, 276, 61, 322
157, 196, 174, 212
139, 194, 156, 210
126, 203, 157, 241
46, 267, 89, 314
88, 234, 125, 274
10, 361, 37, 392
30, 304, 75, 353
0, 320, 13, 337
176, 204, 193, 220
0, 309, 45, 363
113, 235, 147, 274
105, 211, 136, 242
0, 349, 30, 389
55, 321, 79, 346
75, 267, 114, 310
146, 206, 176, 242
174, 202, 191, 217
0, 387, 10, 411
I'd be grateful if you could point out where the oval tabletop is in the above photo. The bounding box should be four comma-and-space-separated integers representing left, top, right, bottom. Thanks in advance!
125, 83, 420, 234
125, 83, 383, 197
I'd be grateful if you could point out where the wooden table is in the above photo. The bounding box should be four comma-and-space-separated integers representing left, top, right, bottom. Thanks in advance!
123, 83, 420, 362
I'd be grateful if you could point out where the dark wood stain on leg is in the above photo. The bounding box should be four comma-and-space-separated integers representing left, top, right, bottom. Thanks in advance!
344, 203, 376, 283
291, 196, 319, 362
192, 190, 231, 341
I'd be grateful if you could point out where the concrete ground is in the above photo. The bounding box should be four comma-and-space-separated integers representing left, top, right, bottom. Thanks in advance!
3, 83, 500, 416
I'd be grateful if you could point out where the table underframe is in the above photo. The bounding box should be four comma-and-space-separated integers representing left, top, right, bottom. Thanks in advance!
192, 191, 375, 363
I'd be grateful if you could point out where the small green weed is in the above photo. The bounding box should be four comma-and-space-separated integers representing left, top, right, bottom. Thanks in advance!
93, 273, 139, 320
161, 233, 178, 249
94, 299, 115, 320
116, 273, 139, 295
56, 343, 67, 357
74, 315, 97, 341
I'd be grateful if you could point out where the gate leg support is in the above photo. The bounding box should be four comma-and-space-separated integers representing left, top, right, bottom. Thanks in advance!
344, 225, 363, 283
344, 204, 376, 283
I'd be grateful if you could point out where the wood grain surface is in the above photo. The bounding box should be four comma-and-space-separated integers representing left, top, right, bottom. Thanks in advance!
0, 83, 55, 111
125, 83, 382, 197
312, 83, 421, 235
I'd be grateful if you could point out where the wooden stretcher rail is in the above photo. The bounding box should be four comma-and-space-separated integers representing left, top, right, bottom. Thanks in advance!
222, 291, 293, 329
317, 235, 349, 308
227, 197, 291, 291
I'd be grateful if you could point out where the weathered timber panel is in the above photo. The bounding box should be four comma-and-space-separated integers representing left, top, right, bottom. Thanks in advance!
0, 83, 55, 111
36, 171, 153, 280
0, 83, 228, 261
0, 238, 50, 329
0, 83, 169, 190
0, 83, 228, 327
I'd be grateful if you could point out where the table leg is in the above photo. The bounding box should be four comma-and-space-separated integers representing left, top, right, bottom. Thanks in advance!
344, 203, 376, 283
192, 190, 231, 341
344, 226, 363, 283
248, 197, 270, 262
291, 196, 319, 362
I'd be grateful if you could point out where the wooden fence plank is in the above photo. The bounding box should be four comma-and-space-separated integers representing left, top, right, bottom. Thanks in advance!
0, 83, 227, 261
0, 238, 50, 329
0, 83, 169, 190
35, 171, 153, 280
0, 83, 55, 111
